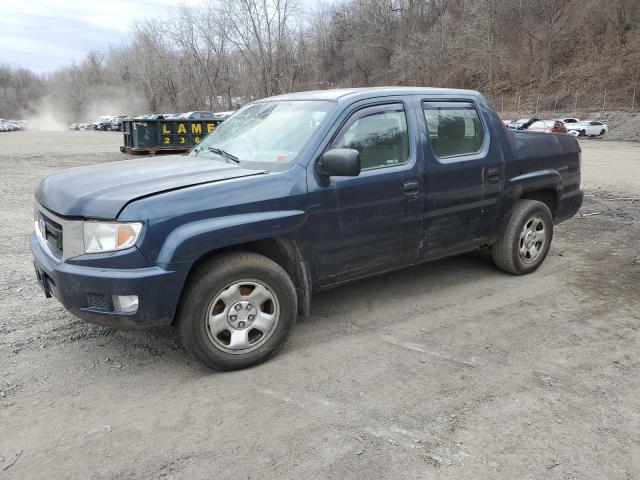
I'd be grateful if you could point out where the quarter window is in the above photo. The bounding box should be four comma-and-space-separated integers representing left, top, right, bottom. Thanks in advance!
422, 102, 485, 158
333, 106, 409, 170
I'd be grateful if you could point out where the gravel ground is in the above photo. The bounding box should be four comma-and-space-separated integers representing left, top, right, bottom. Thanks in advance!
1, 131, 639, 479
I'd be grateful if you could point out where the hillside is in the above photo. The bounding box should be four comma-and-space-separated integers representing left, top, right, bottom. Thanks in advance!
1, 0, 639, 122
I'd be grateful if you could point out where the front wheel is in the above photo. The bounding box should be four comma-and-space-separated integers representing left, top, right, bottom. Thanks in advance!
600, 129, 606, 136
492, 200, 553, 275
176, 252, 297, 370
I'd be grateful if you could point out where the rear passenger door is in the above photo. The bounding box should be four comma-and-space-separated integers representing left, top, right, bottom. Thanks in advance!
416, 99, 502, 260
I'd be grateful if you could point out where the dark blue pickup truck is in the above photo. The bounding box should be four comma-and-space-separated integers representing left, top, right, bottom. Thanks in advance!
30, 87, 583, 370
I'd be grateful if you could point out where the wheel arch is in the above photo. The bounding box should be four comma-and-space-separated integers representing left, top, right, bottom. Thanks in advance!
507, 170, 562, 220
520, 188, 558, 219
172, 237, 311, 325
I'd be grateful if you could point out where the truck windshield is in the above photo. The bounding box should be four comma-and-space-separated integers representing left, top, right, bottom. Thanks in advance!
191, 100, 334, 170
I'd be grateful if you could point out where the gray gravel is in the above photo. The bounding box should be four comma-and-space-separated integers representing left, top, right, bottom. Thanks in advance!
1, 131, 639, 479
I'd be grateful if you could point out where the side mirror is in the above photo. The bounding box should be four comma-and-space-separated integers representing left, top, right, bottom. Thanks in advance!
316, 148, 361, 177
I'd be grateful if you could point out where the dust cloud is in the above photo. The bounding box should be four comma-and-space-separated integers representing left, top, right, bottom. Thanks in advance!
23, 91, 149, 131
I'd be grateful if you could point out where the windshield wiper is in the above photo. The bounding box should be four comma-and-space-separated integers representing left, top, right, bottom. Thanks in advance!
206, 147, 240, 164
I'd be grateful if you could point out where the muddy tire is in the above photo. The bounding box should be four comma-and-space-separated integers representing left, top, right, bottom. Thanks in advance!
176, 252, 297, 370
492, 200, 553, 275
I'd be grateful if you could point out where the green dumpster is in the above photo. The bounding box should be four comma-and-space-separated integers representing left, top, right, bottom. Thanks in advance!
120, 118, 223, 155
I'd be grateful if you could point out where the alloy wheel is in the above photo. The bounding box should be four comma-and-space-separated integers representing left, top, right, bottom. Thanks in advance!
205, 280, 280, 354
518, 214, 548, 264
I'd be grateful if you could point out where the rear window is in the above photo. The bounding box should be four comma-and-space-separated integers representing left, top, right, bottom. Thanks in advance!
422, 101, 485, 158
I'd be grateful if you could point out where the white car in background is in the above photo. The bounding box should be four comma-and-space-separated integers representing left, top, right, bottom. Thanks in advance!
561, 117, 579, 126
566, 120, 608, 137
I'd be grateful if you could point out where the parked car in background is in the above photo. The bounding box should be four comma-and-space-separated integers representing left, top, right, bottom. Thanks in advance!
130, 112, 234, 122
509, 118, 539, 130
109, 115, 129, 131
179, 111, 218, 120
527, 120, 568, 134
71, 122, 96, 131
93, 116, 117, 130
561, 117, 579, 126
502, 119, 514, 127
1, 119, 26, 131
133, 113, 176, 120
566, 121, 608, 137
178, 111, 235, 121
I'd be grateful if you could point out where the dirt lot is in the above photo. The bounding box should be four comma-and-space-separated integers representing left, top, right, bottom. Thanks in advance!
1, 131, 639, 479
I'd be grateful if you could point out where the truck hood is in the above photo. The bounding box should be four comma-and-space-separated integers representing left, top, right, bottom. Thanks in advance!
35, 155, 266, 219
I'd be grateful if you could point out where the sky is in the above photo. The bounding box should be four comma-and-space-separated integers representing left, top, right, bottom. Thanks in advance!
0, 0, 325, 74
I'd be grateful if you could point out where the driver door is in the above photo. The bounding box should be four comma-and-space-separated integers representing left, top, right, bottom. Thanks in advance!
306, 101, 423, 285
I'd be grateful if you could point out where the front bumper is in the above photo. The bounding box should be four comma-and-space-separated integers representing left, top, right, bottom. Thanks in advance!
30, 232, 189, 329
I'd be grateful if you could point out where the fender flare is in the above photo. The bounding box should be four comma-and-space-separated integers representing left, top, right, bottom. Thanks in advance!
507, 169, 563, 199
157, 210, 305, 265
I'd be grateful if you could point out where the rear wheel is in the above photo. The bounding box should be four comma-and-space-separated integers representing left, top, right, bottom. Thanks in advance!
600, 129, 606, 136
492, 200, 553, 275
176, 252, 297, 370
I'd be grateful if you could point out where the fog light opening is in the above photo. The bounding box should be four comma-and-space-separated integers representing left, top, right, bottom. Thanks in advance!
112, 295, 139, 313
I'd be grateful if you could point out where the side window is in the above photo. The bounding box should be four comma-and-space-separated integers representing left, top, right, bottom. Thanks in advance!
422, 101, 485, 158
332, 105, 409, 170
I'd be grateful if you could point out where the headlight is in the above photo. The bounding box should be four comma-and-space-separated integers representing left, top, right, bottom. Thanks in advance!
84, 222, 143, 253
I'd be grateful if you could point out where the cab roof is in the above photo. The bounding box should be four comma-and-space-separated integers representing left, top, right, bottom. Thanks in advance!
261, 86, 482, 103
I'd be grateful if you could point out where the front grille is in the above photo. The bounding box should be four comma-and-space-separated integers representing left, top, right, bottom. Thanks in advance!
40, 212, 63, 257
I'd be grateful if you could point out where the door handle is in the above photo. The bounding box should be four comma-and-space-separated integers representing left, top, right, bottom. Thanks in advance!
485, 168, 500, 183
403, 180, 419, 195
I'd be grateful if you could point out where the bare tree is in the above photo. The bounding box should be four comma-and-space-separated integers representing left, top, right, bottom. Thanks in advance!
4, 0, 639, 122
